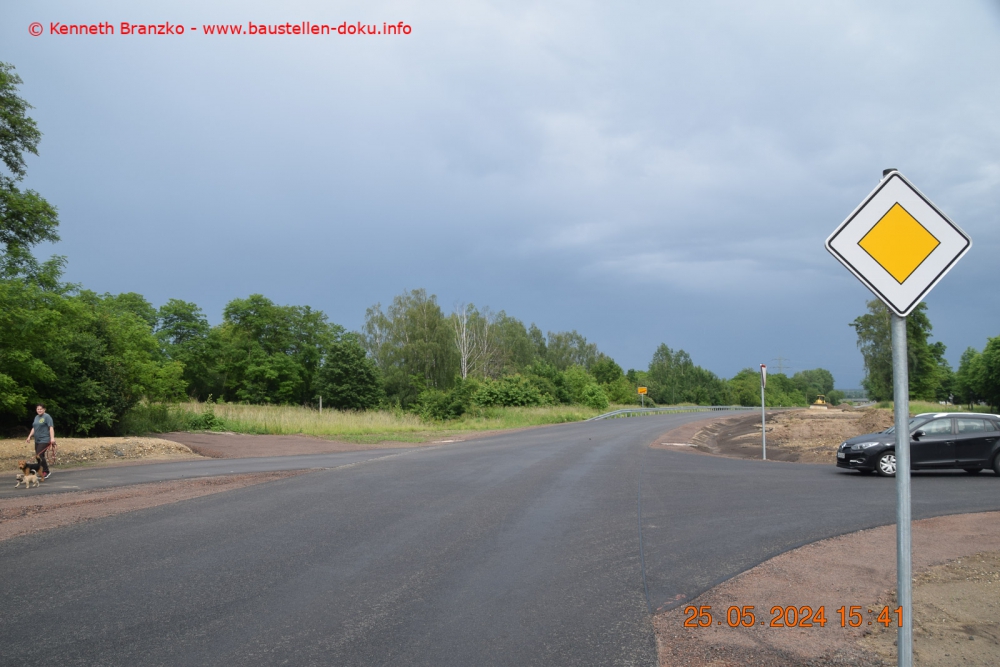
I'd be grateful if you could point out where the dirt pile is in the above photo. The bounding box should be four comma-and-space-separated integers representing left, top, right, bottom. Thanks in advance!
682, 408, 895, 463
0, 437, 200, 472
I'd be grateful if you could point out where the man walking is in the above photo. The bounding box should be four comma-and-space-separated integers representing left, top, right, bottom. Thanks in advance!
25, 403, 55, 480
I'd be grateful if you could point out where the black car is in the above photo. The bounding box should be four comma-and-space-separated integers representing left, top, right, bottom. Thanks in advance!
836, 412, 1000, 477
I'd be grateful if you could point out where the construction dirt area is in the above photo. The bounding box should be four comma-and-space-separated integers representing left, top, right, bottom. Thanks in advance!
653, 405, 896, 463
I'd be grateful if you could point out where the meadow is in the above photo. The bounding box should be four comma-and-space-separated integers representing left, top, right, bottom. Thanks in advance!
875, 401, 997, 416
121, 401, 607, 443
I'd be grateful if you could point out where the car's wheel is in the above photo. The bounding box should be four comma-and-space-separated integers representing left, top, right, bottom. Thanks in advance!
993, 454, 1000, 476
876, 451, 896, 477
964, 468, 982, 474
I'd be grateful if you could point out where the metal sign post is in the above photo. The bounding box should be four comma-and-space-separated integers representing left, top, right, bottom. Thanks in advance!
891, 314, 912, 664
638, 386, 647, 408
826, 168, 971, 667
760, 364, 766, 460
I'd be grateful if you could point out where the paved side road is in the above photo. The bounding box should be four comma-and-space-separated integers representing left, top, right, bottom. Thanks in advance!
0, 448, 412, 499
1, 414, 997, 666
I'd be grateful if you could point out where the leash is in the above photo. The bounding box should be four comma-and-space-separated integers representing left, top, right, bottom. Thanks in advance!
37, 441, 58, 465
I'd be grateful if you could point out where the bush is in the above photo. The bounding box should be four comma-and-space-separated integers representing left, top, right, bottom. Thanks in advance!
414, 378, 480, 421
603, 376, 638, 404
580, 384, 609, 410
562, 366, 596, 404
474, 375, 544, 407
116, 401, 228, 434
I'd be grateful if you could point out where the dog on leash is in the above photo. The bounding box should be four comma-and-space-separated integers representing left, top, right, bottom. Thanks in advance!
19, 458, 42, 475
19, 458, 45, 480
15, 470, 40, 488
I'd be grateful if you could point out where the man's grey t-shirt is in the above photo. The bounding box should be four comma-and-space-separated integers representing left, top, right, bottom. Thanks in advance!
33, 413, 53, 444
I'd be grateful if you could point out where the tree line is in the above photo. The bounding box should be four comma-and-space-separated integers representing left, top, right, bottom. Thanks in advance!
851, 299, 1000, 410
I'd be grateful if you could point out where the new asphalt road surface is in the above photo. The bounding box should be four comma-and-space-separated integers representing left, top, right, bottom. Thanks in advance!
2, 413, 999, 665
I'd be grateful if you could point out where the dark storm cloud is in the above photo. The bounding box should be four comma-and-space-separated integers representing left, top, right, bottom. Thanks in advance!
5, 0, 999, 386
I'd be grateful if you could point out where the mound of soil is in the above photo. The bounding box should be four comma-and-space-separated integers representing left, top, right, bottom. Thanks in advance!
0, 437, 200, 472
659, 408, 896, 463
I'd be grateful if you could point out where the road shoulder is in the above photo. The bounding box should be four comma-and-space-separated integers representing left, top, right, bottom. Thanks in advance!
0, 470, 309, 542
655, 511, 1000, 666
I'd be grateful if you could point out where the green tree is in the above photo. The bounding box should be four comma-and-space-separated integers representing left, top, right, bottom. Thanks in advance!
105, 292, 158, 330
545, 330, 600, 371
214, 294, 339, 404
953, 347, 982, 408
562, 365, 601, 404
727, 369, 805, 407
977, 337, 1000, 412
790, 368, 835, 404
0, 63, 59, 258
850, 300, 948, 402
156, 299, 216, 399
363, 289, 458, 406
450, 304, 537, 380
0, 66, 184, 432
850, 301, 892, 401
590, 356, 623, 385
647, 344, 728, 405
315, 334, 385, 410
528, 324, 547, 360
523, 361, 569, 404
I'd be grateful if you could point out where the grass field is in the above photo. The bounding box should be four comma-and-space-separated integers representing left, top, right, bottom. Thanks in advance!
875, 401, 998, 415
123, 402, 607, 443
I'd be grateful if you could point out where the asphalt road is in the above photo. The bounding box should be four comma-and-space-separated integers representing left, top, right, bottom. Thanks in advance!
2, 414, 999, 666
0, 448, 412, 499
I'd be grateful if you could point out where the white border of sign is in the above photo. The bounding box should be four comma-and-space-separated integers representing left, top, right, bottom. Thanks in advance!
825, 171, 971, 316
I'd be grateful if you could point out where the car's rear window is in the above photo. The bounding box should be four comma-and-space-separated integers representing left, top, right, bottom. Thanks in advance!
957, 418, 989, 433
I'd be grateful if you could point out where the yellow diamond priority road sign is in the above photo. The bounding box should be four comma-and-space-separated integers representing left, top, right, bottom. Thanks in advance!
826, 171, 971, 316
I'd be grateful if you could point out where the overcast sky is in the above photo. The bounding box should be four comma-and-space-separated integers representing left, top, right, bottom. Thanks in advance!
5, 0, 999, 388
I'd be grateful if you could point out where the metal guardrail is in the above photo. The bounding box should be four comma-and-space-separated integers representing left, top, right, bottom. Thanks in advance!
587, 405, 760, 421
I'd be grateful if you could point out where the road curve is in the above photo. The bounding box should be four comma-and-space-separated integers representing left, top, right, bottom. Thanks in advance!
2, 413, 998, 666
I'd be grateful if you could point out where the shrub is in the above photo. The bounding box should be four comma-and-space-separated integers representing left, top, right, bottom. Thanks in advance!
580, 384, 609, 410
414, 377, 480, 421
474, 375, 544, 407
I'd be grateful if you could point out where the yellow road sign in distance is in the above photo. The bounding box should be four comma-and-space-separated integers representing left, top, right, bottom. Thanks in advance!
826, 171, 971, 316
637, 387, 648, 395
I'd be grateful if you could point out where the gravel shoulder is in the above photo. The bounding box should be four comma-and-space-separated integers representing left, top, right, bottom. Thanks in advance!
655, 511, 1000, 667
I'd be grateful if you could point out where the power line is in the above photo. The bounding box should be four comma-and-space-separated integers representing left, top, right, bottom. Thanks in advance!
772, 356, 790, 374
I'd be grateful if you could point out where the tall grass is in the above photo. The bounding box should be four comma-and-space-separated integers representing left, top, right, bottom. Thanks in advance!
120, 401, 605, 442
872, 400, 996, 415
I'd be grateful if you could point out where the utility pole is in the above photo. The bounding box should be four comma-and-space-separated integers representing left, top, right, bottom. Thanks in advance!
772, 356, 789, 374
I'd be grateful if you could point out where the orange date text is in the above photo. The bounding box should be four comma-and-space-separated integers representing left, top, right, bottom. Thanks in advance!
682, 605, 903, 629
